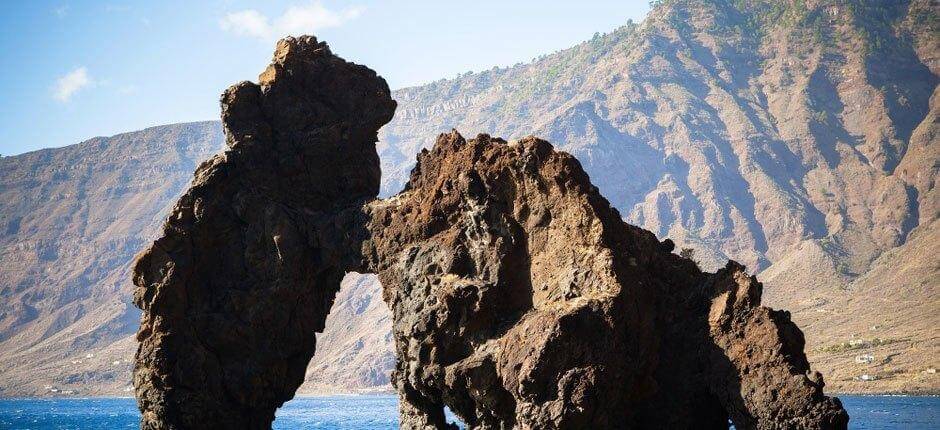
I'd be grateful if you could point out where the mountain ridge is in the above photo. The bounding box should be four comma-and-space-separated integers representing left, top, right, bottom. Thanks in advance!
1, 0, 937, 396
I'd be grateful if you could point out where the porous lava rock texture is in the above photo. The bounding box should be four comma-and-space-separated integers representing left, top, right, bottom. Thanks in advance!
131, 36, 395, 429
363, 132, 848, 429
133, 36, 848, 429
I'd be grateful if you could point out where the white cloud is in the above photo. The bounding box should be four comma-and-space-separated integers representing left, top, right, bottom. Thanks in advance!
219, 2, 363, 41
53, 67, 93, 102
220, 10, 271, 39
54, 5, 69, 18
278, 3, 363, 34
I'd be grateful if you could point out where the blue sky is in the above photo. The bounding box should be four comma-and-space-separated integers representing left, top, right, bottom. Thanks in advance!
0, 1, 650, 156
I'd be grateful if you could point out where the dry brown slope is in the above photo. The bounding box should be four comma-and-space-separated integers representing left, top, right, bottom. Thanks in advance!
797, 218, 939, 394
0, 122, 224, 396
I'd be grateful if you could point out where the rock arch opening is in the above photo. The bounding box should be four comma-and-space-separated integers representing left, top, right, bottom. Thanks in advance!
302, 273, 393, 393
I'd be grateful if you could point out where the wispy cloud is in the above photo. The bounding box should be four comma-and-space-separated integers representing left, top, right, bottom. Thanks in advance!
53, 67, 93, 102
220, 10, 271, 39
220, 2, 363, 41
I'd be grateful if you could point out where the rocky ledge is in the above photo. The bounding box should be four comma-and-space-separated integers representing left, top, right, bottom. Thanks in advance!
132, 36, 848, 429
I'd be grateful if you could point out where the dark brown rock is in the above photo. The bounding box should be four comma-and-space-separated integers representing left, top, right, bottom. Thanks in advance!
363, 132, 848, 429
705, 263, 848, 429
131, 36, 395, 429
133, 36, 847, 429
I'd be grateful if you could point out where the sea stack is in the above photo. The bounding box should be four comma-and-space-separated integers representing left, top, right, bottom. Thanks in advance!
132, 36, 395, 429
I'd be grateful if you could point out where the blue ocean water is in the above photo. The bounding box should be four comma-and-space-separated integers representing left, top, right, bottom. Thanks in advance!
0, 395, 936, 429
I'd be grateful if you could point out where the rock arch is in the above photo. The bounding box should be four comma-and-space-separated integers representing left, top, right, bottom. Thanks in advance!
133, 36, 848, 429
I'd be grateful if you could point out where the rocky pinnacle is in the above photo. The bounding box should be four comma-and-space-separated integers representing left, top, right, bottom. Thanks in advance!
132, 36, 395, 429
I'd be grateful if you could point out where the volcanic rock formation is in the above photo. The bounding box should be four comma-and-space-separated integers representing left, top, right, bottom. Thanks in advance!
132, 37, 395, 428
133, 36, 848, 429
363, 132, 847, 429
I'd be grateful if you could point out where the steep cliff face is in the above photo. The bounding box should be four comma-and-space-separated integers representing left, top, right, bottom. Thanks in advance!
381, 0, 938, 275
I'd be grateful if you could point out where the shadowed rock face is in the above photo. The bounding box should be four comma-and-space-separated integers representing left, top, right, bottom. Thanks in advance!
133, 36, 847, 429
131, 36, 395, 429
